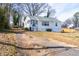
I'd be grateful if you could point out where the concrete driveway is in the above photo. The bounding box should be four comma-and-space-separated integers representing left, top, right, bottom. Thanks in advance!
16, 33, 79, 56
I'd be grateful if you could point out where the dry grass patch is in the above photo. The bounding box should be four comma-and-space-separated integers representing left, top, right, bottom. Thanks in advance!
0, 33, 16, 56
25, 32, 79, 47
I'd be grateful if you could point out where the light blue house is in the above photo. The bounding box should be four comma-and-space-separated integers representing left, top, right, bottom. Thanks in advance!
20, 16, 62, 32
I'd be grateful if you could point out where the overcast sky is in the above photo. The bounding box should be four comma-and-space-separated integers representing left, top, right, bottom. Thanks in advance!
49, 3, 79, 22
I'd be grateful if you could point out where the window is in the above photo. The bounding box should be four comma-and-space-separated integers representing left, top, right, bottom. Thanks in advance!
31, 20, 38, 26
55, 22, 58, 26
42, 21, 49, 26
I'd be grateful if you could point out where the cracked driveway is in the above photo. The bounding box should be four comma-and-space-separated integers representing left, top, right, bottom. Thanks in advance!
16, 33, 79, 56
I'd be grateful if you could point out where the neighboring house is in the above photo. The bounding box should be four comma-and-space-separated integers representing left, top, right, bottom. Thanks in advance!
67, 24, 74, 29
20, 16, 62, 32
8, 14, 14, 28
9, 14, 24, 28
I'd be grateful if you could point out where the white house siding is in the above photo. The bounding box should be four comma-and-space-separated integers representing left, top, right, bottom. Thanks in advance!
23, 16, 31, 28
18, 16, 24, 27
38, 21, 54, 31
37, 21, 61, 32
9, 14, 14, 28
52, 22, 61, 32
22, 16, 61, 32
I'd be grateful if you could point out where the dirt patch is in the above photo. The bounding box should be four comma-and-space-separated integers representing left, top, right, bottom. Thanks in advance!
0, 33, 16, 56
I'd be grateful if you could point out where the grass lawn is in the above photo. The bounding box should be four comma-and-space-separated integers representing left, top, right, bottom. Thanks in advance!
25, 31, 79, 47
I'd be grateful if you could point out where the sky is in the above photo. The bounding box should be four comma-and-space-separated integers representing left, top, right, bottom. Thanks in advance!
49, 3, 79, 22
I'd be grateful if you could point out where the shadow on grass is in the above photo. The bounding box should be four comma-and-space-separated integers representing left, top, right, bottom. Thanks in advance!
0, 29, 25, 34
0, 41, 77, 50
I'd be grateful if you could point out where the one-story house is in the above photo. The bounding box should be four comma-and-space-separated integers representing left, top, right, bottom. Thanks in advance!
19, 16, 62, 32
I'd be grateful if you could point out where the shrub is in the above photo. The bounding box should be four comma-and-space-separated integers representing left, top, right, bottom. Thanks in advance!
0, 7, 10, 30
61, 28, 76, 33
46, 29, 52, 32
25, 28, 29, 31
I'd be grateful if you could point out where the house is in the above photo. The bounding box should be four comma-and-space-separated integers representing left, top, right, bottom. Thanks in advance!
67, 24, 74, 29
9, 14, 24, 28
20, 16, 62, 32
8, 14, 14, 28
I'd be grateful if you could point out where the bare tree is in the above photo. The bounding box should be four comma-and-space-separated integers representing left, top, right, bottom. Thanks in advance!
7, 3, 56, 17
16, 3, 48, 16
61, 17, 74, 28
65, 19, 73, 25
62, 12, 79, 28
73, 12, 79, 27
46, 6, 56, 18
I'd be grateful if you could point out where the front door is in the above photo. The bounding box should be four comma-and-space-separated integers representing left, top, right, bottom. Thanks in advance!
31, 20, 38, 31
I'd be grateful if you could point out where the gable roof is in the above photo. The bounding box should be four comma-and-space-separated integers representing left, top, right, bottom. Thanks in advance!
37, 16, 61, 23
26, 16, 61, 23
